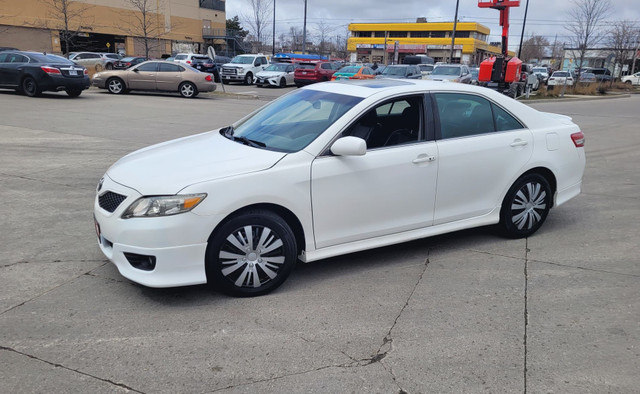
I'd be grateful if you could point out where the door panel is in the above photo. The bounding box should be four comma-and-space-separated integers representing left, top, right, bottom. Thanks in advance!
311, 142, 438, 249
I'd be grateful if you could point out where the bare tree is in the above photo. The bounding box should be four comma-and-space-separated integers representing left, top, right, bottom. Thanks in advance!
288, 26, 303, 52
519, 34, 550, 63
606, 21, 640, 75
242, 0, 273, 53
565, 0, 611, 73
121, 0, 171, 58
42, 0, 93, 54
315, 21, 335, 57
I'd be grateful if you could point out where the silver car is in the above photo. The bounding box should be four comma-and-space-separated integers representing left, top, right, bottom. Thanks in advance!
68, 52, 121, 71
425, 64, 472, 84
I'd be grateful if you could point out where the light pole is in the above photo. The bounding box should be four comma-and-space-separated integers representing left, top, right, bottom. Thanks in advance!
449, 0, 460, 63
518, 0, 530, 59
272, 0, 276, 56
302, 0, 308, 53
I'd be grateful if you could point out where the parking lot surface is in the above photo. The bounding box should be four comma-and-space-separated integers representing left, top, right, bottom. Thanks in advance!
1, 86, 638, 393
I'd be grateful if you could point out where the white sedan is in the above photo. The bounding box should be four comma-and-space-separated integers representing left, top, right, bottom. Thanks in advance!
254, 63, 296, 87
621, 72, 639, 86
94, 79, 586, 296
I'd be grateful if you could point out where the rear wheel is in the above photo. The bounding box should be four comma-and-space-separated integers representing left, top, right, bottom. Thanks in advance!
499, 174, 552, 238
206, 210, 297, 297
508, 83, 518, 98
179, 82, 198, 98
107, 78, 126, 94
105, 63, 113, 70
66, 89, 82, 97
22, 76, 40, 97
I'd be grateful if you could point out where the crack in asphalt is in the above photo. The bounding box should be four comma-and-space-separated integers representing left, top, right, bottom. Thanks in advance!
524, 240, 530, 394
0, 346, 143, 393
0, 171, 94, 190
0, 263, 108, 316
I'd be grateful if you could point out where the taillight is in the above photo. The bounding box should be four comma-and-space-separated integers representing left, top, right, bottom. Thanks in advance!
187, 60, 191, 64
205, 74, 212, 82
84, 69, 89, 75
571, 131, 585, 147
41, 66, 61, 75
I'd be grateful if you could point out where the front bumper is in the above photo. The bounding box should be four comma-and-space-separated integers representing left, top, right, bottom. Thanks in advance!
94, 175, 223, 287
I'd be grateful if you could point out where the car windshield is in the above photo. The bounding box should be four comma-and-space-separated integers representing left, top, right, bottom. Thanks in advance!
337, 66, 360, 74
30, 53, 74, 64
265, 63, 289, 71
470, 69, 479, 77
174, 55, 187, 60
432, 66, 461, 76
533, 68, 547, 73
228, 89, 363, 153
381, 66, 407, 76
419, 64, 434, 72
230, 56, 255, 64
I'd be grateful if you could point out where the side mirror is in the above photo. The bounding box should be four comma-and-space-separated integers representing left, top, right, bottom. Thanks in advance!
133, 68, 139, 72
330, 136, 367, 156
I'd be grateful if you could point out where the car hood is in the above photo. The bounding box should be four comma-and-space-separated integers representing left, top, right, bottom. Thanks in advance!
107, 131, 287, 195
256, 71, 286, 78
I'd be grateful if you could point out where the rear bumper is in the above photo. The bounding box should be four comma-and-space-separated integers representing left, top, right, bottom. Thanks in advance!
40, 75, 90, 92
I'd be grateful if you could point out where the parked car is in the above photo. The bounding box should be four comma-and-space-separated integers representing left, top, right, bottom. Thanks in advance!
294, 61, 339, 86
0, 50, 90, 97
331, 65, 376, 81
191, 56, 231, 82
418, 63, 435, 77
113, 56, 147, 69
221, 54, 269, 85
68, 52, 120, 71
532, 67, 549, 84
94, 80, 585, 296
254, 63, 296, 87
621, 71, 640, 86
425, 64, 472, 84
92, 60, 216, 98
547, 71, 574, 88
581, 67, 612, 82
521, 64, 540, 91
376, 65, 422, 79
173, 53, 206, 66
578, 72, 597, 84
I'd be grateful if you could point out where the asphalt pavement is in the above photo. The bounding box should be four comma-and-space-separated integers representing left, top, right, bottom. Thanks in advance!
0, 86, 638, 393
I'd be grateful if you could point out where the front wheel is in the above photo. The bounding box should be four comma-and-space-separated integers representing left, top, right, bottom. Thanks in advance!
179, 82, 198, 98
499, 174, 552, 238
625, 80, 632, 86
279, 77, 286, 88
206, 210, 298, 297
244, 72, 253, 85
107, 78, 126, 94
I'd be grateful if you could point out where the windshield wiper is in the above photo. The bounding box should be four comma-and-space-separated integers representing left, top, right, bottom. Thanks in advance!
233, 135, 266, 148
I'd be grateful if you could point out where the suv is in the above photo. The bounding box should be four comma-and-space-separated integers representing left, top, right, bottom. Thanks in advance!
68, 52, 120, 71
294, 61, 338, 86
582, 67, 612, 82
191, 55, 231, 82
221, 54, 269, 85
173, 53, 206, 66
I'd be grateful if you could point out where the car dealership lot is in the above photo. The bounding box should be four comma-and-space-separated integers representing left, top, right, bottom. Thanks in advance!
1, 87, 638, 393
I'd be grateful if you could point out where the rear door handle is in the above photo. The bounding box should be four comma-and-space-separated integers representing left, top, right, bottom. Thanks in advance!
510, 139, 528, 147
412, 155, 436, 164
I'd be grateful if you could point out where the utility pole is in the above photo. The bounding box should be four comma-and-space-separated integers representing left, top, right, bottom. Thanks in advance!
449, 0, 460, 63
302, 0, 308, 53
518, 0, 530, 59
272, 0, 276, 56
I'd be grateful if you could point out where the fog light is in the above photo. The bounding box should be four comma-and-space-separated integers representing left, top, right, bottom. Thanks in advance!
123, 253, 156, 271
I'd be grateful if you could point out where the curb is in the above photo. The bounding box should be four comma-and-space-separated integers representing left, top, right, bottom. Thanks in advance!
519, 93, 632, 104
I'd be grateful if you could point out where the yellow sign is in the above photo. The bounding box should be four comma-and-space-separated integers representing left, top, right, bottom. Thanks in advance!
106, 42, 111, 48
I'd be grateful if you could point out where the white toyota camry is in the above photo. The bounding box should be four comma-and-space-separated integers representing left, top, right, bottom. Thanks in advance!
94, 79, 586, 296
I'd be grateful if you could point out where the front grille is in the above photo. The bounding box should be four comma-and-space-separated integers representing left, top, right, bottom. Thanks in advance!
222, 67, 237, 75
99, 191, 127, 213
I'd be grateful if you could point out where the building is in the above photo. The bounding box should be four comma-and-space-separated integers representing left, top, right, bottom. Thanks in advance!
348, 21, 504, 65
0, 0, 227, 57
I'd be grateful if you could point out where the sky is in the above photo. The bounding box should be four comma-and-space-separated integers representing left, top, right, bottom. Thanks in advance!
226, 0, 640, 50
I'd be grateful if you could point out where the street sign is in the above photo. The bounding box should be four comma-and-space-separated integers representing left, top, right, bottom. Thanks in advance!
106, 42, 111, 48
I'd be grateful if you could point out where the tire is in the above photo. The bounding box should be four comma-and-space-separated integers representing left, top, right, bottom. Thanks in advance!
499, 174, 552, 238
244, 72, 253, 85
66, 89, 82, 97
22, 76, 40, 97
179, 82, 198, 98
105, 63, 113, 70
507, 83, 518, 98
625, 80, 632, 86
206, 210, 298, 297
107, 78, 126, 94
279, 77, 286, 88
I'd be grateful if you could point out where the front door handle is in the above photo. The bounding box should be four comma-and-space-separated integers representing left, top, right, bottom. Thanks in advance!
510, 139, 528, 147
412, 155, 436, 164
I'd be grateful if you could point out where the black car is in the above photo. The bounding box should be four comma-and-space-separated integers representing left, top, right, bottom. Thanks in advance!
113, 56, 147, 69
0, 51, 90, 97
191, 56, 231, 82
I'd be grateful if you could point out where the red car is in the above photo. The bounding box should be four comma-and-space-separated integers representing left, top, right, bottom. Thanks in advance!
294, 61, 339, 86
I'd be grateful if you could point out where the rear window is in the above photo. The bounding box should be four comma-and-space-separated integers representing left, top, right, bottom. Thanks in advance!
175, 55, 187, 60
553, 72, 569, 77
104, 54, 120, 59
29, 53, 74, 64
298, 63, 316, 70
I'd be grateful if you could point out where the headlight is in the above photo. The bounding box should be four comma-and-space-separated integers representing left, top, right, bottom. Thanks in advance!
122, 194, 207, 219
237, 69, 246, 75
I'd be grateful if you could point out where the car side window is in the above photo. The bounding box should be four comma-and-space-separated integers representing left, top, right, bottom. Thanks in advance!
435, 93, 495, 139
159, 63, 183, 72
492, 104, 525, 131
321, 63, 332, 70
137, 62, 158, 72
345, 96, 424, 149
0, 53, 7, 62
8, 54, 28, 63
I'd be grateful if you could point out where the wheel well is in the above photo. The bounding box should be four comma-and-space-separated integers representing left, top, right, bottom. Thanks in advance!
209, 203, 306, 254
521, 167, 557, 207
